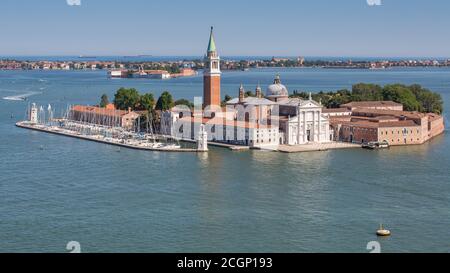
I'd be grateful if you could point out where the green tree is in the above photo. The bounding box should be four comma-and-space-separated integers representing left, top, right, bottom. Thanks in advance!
221, 94, 232, 107
100, 94, 109, 108
409, 84, 443, 114
113, 88, 141, 110
290, 91, 309, 99
155, 91, 174, 111
167, 64, 181, 74
139, 93, 155, 111
245, 91, 255, 97
382, 84, 421, 111
174, 99, 194, 109
290, 83, 443, 113
351, 83, 383, 101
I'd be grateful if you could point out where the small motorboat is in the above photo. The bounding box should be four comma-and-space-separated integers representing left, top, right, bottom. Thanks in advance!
376, 224, 391, 236
378, 141, 390, 149
151, 142, 165, 148
160, 144, 181, 150
363, 141, 390, 150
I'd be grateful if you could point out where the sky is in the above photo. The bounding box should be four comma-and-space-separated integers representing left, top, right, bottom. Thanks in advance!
0, 0, 449, 57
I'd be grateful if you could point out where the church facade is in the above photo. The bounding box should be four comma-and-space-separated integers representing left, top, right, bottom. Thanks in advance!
278, 97, 333, 145
160, 27, 333, 148
225, 77, 333, 146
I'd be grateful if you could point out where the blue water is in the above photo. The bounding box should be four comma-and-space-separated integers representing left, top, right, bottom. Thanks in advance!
0, 67, 449, 253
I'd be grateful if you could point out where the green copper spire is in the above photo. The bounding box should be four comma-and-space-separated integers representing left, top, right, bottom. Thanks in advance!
207, 26, 217, 53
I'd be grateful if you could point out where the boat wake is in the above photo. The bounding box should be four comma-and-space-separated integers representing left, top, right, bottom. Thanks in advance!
2, 92, 41, 101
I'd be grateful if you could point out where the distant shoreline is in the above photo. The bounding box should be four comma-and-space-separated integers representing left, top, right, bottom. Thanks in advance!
2, 55, 450, 59
2, 56, 450, 72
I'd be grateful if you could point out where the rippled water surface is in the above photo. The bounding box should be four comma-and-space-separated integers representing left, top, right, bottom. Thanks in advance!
0, 68, 449, 252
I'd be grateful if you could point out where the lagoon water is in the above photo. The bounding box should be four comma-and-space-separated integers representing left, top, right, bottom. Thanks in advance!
0, 67, 449, 252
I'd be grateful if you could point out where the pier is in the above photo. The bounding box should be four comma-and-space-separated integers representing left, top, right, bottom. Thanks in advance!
16, 121, 360, 154
16, 121, 206, 153
171, 137, 251, 151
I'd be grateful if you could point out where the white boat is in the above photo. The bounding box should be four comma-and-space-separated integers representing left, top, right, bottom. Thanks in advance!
160, 144, 181, 149
363, 141, 390, 150
3, 95, 27, 101
151, 142, 165, 148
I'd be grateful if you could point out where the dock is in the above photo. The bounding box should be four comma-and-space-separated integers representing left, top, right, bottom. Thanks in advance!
278, 142, 361, 153
171, 136, 250, 151
16, 121, 360, 154
16, 122, 206, 153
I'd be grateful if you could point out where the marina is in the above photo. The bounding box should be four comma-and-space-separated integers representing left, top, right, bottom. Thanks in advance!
15, 102, 208, 153
15, 121, 205, 153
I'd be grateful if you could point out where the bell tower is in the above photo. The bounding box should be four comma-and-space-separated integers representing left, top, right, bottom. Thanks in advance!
203, 26, 221, 107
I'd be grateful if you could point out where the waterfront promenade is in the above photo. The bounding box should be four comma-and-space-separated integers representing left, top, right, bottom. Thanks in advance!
16, 122, 358, 153
278, 142, 361, 153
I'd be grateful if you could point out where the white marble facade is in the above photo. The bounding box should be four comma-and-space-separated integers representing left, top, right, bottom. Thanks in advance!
282, 99, 333, 145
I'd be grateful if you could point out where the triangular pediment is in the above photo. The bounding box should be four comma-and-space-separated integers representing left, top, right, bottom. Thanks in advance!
299, 100, 322, 108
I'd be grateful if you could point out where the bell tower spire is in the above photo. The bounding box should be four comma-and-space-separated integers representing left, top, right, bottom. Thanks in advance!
207, 26, 216, 54
203, 26, 221, 107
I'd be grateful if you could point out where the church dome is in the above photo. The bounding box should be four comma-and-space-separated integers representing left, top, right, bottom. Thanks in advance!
266, 75, 288, 98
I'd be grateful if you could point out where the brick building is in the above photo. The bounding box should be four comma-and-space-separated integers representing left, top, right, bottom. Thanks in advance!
69, 105, 140, 130
332, 108, 445, 145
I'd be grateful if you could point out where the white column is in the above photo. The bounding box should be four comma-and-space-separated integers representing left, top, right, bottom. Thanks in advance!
312, 111, 315, 142
303, 111, 307, 143
297, 110, 301, 145
318, 111, 321, 142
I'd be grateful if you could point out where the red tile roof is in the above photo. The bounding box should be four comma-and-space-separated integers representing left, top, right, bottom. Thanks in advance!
341, 119, 419, 128
341, 101, 403, 108
322, 108, 352, 113
71, 105, 136, 117
352, 109, 426, 119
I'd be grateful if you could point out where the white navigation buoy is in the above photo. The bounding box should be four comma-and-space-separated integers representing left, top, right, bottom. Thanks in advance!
376, 224, 391, 236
